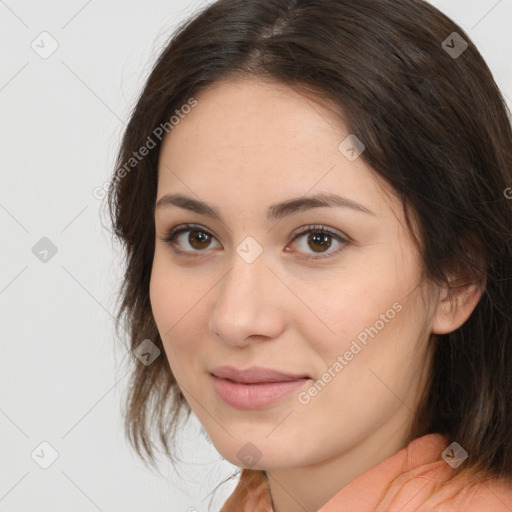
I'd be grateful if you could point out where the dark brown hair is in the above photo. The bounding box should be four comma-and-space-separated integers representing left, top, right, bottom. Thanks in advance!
106, 0, 512, 484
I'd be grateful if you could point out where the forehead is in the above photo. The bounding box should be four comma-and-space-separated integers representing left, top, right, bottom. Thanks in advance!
156, 78, 395, 221
162, 78, 344, 159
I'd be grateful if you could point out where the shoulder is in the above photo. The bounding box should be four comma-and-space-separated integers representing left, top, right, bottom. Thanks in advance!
424, 472, 512, 511
388, 463, 512, 511
372, 434, 512, 511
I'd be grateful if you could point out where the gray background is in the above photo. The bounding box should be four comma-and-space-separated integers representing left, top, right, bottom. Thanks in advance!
0, 0, 511, 510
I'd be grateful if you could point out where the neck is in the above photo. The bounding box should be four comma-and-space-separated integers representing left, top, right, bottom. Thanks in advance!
265, 413, 413, 512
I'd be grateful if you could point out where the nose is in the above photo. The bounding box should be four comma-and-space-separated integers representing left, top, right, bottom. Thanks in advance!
208, 250, 286, 347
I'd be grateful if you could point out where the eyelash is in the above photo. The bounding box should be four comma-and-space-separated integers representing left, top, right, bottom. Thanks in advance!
160, 223, 350, 261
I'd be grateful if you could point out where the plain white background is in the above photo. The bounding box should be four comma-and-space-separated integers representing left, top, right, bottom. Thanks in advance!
0, 1, 511, 511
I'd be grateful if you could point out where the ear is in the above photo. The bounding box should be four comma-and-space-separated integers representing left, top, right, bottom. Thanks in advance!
431, 272, 486, 335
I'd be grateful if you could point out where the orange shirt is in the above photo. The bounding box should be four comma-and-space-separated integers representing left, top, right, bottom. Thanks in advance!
220, 433, 512, 511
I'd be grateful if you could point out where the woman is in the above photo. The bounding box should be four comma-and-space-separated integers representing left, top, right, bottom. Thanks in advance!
107, 0, 512, 510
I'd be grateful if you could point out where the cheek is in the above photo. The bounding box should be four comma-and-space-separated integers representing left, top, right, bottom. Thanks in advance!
313, 282, 429, 404
149, 254, 209, 373
149, 257, 188, 354
304, 256, 423, 369
149, 256, 172, 331
150, 250, 195, 329
302, 279, 397, 360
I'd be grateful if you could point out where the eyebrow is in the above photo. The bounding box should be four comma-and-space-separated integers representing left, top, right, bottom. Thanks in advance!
154, 192, 376, 222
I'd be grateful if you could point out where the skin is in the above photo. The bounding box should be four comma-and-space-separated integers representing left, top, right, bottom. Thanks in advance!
149, 78, 482, 512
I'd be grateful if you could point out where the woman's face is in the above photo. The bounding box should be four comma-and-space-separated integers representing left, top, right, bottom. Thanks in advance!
150, 78, 439, 472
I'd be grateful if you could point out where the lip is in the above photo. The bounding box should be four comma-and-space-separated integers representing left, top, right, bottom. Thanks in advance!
210, 366, 312, 409
210, 365, 310, 384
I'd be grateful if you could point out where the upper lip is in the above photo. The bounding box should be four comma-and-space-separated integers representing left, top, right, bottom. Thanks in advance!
211, 365, 310, 384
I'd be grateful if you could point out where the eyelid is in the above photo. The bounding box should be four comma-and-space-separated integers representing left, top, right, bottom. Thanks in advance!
290, 224, 349, 242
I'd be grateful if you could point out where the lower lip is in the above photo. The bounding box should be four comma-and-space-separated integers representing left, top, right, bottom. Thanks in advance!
211, 375, 310, 409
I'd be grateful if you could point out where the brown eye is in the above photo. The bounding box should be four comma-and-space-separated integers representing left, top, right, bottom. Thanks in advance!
306, 232, 333, 253
163, 224, 221, 254
187, 229, 212, 250
162, 223, 349, 261
289, 225, 349, 260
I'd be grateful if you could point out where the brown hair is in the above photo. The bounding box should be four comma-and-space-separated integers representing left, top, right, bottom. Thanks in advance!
106, 0, 512, 485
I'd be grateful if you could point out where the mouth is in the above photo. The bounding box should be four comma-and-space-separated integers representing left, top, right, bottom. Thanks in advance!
210, 365, 311, 384
209, 366, 312, 409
